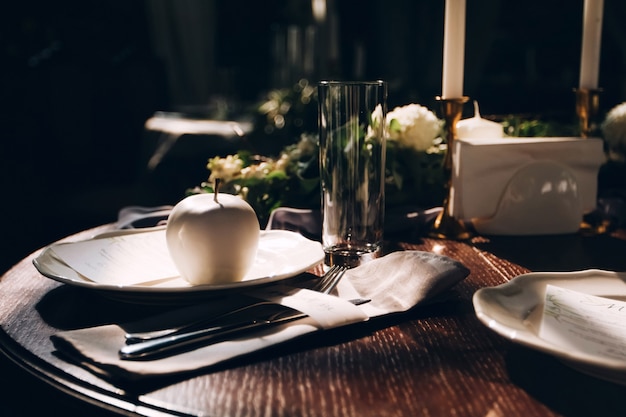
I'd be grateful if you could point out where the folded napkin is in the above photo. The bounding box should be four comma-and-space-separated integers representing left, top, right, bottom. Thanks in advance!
51, 251, 469, 382
116, 205, 173, 229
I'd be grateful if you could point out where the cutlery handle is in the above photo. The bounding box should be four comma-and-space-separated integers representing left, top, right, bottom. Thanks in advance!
119, 298, 370, 360
125, 300, 275, 343
119, 311, 306, 360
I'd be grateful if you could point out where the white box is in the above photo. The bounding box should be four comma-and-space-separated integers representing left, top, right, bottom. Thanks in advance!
451, 137, 606, 235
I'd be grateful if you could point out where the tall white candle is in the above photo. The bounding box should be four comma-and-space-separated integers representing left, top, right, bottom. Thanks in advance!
579, 0, 604, 89
442, 0, 466, 98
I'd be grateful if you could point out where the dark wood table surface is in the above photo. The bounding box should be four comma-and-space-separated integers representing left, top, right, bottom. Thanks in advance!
2, 224, 626, 417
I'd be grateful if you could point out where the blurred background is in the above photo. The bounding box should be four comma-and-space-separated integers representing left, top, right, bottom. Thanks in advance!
1, 0, 626, 273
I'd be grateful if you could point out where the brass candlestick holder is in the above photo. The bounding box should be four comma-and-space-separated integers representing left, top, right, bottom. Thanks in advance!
575, 88, 609, 235
574, 88, 602, 138
429, 96, 472, 240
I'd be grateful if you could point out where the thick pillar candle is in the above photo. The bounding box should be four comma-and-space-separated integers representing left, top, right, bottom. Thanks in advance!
442, 0, 466, 98
579, 0, 604, 89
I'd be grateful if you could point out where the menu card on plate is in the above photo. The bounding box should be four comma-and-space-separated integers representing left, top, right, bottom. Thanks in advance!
50, 230, 180, 285
540, 285, 626, 361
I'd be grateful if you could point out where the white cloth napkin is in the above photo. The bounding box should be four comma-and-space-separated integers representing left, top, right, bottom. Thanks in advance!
51, 251, 469, 381
116, 205, 173, 229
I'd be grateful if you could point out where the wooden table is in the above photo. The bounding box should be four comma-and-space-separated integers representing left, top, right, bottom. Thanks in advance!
2, 224, 626, 416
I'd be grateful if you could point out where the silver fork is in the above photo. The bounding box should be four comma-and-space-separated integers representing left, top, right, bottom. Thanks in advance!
124, 265, 348, 344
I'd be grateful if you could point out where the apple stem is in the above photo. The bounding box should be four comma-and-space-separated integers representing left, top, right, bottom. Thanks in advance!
214, 178, 221, 203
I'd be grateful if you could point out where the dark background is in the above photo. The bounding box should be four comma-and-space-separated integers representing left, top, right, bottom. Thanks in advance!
1, 0, 626, 274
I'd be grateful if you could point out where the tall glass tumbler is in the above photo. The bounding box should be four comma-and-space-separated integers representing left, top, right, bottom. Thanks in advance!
318, 80, 387, 268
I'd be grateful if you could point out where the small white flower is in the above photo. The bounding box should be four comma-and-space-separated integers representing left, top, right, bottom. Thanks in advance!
241, 161, 275, 180
370, 104, 384, 129
366, 104, 385, 141
602, 102, 626, 160
275, 153, 291, 171
386, 103, 441, 151
207, 155, 244, 183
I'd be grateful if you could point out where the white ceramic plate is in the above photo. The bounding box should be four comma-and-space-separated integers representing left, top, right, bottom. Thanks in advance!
33, 228, 324, 303
473, 269, 626, 385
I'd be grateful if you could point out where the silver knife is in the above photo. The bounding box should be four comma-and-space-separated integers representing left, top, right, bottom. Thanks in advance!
119, 298, 370, 360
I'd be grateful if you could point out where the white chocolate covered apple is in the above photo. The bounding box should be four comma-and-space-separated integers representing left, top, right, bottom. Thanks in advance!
166, 189, 260, 285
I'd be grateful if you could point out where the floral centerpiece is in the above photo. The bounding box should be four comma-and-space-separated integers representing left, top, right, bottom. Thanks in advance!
187, 81, 626, 231
189, 85, 448, 225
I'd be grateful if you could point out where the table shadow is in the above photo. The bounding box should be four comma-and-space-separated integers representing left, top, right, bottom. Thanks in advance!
472, 233, 626, 272
506, 345, 626, 416
36, 272, 321, 331
36, 285, 192, 330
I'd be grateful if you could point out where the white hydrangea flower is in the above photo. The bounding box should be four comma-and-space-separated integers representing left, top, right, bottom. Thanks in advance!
602, 102, 626, 160
386, 103, 441, 151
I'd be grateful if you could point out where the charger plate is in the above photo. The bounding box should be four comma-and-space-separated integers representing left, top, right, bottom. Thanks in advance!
473, 269, 626, 385
33, 228, 324, 304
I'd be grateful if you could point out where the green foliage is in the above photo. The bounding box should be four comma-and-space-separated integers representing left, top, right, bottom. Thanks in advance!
501, 116, 578, 137
190, 135, 320, 227
385, 140, 447, 208
247, 79, 318, 156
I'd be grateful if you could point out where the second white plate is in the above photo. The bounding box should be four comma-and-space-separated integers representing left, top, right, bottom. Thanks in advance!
473, 269, 626, 384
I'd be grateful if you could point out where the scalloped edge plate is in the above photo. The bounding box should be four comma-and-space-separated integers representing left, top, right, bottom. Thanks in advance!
473, 269, 626, 385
